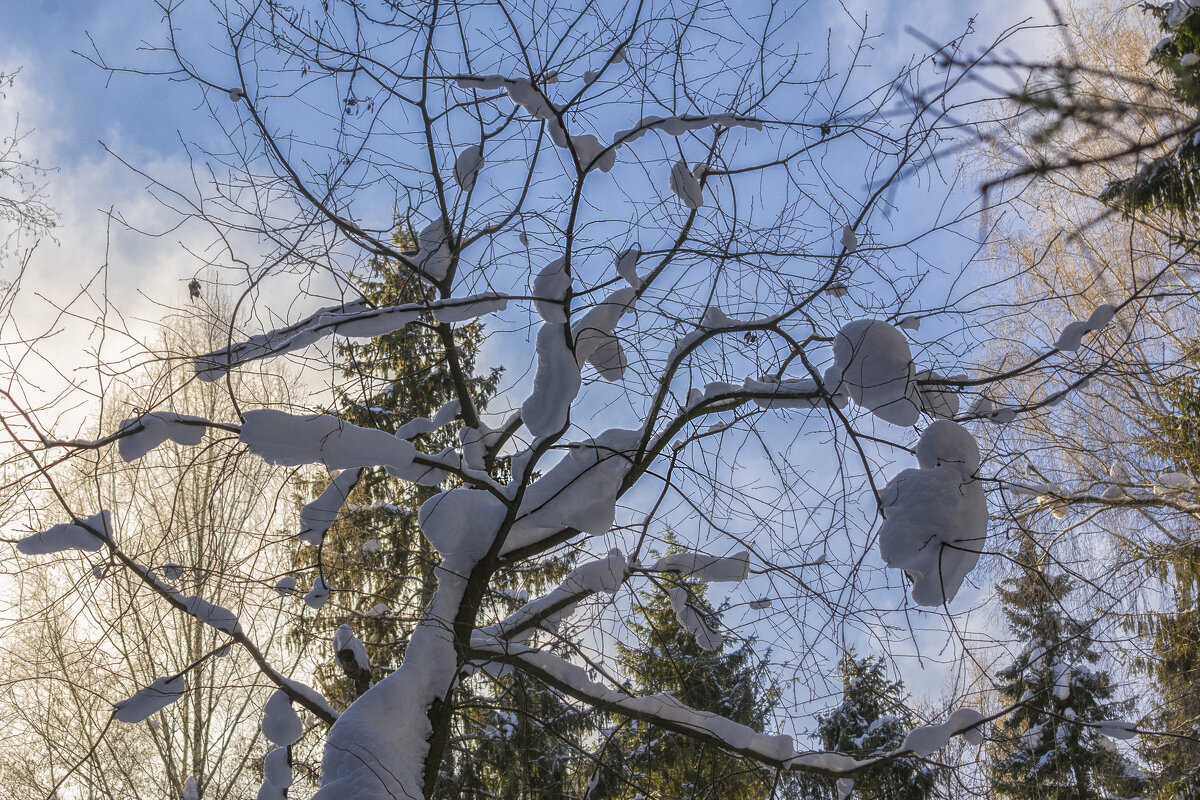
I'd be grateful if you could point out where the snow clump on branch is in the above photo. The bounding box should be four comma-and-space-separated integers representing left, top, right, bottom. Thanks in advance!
117, 412, 207, 461
878, 420, 987, 606
17, 510, 112, 555
113, 675, 186, 723
827, 319, 921, 426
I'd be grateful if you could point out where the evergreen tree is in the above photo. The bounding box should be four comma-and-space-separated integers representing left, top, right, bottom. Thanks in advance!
1129, 565, 1200, 800
290, 225, 597, 798
594, 572, 779, 800
289, 224, 501, 707
451, 665, 601, 800
988, 537, 1143, 800
1135, 362, 1200, 800
798, 650, 937, 800
1099, 2, 1200, 218
439, 564, 607, 800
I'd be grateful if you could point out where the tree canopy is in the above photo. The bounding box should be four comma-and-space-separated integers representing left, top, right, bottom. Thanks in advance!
5, 1, 1200, 799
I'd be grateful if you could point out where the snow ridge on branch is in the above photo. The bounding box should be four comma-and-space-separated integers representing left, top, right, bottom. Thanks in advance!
194, 293, 507, 381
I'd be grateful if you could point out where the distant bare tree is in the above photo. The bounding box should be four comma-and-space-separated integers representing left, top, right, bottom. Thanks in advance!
0, 69, 56, 258
0, 303, 298, 799
960, 1, 1200, 795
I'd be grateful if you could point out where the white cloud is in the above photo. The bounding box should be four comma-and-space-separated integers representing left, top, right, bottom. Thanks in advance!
0, 51, 223, 436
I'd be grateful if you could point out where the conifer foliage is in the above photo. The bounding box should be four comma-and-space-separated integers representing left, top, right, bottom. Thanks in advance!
291, 231, 596, 798
453, 666, 599, 800
805, 651, 936, 800
290, 227, 501, 709
1100, 2, 1200, 218
1136, 362, 1200, 800
594, 574, 779, 800
988, 538, 1143, 800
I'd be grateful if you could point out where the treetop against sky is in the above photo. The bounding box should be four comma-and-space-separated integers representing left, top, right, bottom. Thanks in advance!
0, 0, 1055, 439
2, 2, 1155, 800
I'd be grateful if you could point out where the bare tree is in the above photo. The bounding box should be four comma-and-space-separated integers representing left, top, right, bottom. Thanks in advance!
0, 302, 302, 799
1, 2, 1169, 799
952, 0, 1200, 794
0, 69, 56, 259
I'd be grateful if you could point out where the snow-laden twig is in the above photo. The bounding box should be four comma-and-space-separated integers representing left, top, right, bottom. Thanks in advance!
194, 292, 507, 380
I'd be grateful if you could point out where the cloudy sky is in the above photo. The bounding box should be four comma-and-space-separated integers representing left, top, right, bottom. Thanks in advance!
0, 0, 1080, 720
0, 0, 1061, 636
0, 0, 1057, 424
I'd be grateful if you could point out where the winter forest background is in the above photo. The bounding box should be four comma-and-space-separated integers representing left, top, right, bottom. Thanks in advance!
1, 0, 1199, 798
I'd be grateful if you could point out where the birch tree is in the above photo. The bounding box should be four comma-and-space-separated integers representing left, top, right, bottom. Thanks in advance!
0, 304, 297, 799
964, 1, 1200, 788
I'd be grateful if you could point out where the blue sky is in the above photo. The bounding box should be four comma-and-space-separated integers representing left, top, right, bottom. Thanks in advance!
3, 0, 1056, 574
0, 0, 1062, 717
0, 0, 1060, 425
0, 0, 1056, 267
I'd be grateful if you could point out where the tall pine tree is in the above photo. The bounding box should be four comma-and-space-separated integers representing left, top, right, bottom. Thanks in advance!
1099, 2, 1200, 219
289, 225, 597, 798
451, 660, 601, 800
592, 571, 780, 800
1137, 358, 1200, 800
288, 225, 500, 707
988, 536, 1143, 800
797, 650, 937, 800
1129, 566, 1200, 800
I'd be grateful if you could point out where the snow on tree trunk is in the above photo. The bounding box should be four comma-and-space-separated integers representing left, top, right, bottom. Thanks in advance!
315, 490, 507, 799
